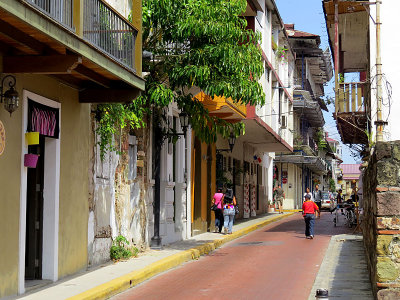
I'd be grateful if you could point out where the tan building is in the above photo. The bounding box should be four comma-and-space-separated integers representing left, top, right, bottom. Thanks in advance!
0, 0, 144, 297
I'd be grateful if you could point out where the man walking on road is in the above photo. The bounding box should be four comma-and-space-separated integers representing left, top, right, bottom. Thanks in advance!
313, 185, 322, 218
302, 194, 319, 239
274, 184, 285, 214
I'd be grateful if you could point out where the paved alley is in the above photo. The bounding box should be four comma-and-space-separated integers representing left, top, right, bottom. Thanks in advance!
112, 212, 364, 300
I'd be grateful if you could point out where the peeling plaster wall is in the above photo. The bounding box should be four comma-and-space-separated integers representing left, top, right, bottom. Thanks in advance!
88, 115, 150, 266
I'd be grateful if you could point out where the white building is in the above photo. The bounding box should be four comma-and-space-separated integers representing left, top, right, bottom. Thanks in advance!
216, 0, 294, 217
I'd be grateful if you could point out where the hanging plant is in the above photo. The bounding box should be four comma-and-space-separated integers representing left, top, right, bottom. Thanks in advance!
276, 46, 288, 61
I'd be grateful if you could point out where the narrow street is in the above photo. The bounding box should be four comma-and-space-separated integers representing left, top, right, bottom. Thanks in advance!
113, 212, 352, 300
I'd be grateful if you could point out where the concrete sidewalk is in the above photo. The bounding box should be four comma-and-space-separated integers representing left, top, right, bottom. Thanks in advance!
308, 234, 374, 299
17, 212, 293, 300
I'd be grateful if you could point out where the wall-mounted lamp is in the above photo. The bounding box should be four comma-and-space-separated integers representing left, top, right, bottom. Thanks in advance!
216, 131, 236, 154
1, 75, 19, 116
178, 111, 189, 135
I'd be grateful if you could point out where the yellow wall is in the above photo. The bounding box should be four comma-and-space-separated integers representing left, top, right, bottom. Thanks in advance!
191, 138, 217, 233
200, 142, 208, 221
0, 72, 90, 297
0, 75, 22, 298
132, 0, 142, 76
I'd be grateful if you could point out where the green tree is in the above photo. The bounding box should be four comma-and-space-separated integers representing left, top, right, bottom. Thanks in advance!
97, 0, 265, 157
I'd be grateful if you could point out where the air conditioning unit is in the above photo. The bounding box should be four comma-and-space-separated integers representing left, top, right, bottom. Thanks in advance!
281, 115, 287, 129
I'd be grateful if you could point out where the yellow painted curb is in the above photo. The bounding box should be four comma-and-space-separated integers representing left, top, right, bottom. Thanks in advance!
283, 209, 302, 212
68, 213, 294, 300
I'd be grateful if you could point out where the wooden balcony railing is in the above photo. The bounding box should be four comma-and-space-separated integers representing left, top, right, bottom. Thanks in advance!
83, 0, 137, 70
336, 82, 365, 113
26, 0, 74, 31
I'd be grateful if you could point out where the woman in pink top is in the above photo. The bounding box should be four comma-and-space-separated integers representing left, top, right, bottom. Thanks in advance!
212, 187, 224, 233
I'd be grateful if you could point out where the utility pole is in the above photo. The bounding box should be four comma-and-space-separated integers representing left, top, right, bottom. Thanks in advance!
334, 0, 339, 115
375, 0, 385, 142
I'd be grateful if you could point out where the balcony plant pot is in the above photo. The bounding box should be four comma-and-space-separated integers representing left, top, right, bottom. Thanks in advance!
25, 132, 39, 145
24, 154, 39, 168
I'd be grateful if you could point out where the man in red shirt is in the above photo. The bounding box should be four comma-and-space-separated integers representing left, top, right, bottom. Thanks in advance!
302, 193, 319, 239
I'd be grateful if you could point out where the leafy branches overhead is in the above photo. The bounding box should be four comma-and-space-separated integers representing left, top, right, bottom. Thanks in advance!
96, 0, 265, 156
142, 0, 265, 143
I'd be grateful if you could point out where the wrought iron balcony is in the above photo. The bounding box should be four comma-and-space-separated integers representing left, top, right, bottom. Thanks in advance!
83, 0, 137, 70
25, 0, 74, 31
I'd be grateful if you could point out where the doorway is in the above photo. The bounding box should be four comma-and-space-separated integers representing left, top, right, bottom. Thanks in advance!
25, 136, 45, 280
206, 145, 212, 231
19, 90, 60, 294
193, 138, 202, 234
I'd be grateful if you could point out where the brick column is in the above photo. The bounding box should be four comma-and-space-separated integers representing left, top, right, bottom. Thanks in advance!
363, 141, 400, 299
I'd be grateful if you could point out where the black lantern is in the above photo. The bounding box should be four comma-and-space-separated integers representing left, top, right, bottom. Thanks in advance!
178, 111, 189, 135
1, 75, 19, 116
216, 131, 236, 153
228, 131, 236, 152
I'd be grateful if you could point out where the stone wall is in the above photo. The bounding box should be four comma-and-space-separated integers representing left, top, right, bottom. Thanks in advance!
363, 141, 400, 299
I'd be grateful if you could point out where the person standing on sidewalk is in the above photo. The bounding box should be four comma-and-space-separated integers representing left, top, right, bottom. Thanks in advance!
274, 184, 285, 214
223, 188, 237, 234
303, 187, 313, 203
302, 193, 319, 239
313, 185, 322, 218
336, 188, 344, 214
212, 187, 224, 233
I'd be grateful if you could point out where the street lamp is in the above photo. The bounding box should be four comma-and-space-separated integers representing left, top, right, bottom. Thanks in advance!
216, 131, 236, 153
1, 75, 19, 116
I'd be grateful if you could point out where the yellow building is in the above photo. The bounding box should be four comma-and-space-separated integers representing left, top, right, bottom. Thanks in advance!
339, 164, 361, 198
0, 0, 144, 297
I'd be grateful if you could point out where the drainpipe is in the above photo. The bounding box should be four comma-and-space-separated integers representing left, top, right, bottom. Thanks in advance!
375, 0, 384, 142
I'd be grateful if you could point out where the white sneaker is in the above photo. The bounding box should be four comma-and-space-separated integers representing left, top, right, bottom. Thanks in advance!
224, 227, 228, 234
215, 226, 219, 233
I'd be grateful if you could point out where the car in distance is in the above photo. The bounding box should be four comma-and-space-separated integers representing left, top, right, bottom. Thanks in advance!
321, 191, 334, 210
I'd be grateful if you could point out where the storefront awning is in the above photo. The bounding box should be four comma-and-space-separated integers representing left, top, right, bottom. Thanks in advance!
274, 154, 327, 175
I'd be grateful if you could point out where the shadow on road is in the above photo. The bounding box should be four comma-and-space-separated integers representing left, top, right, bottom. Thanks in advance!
262, 212, 353, 238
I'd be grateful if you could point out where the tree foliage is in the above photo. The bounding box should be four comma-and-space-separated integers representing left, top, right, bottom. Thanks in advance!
142, 0, 264, 143
97, 0, 265, 157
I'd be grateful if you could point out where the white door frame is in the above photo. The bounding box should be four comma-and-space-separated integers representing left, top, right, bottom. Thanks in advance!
18, 90, 61, 294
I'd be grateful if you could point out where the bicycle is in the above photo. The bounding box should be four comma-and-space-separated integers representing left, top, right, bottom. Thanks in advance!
343, 201, 357, 228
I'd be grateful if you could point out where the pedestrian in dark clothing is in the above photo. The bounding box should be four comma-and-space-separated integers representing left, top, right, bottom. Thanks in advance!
313, 184, 322, 218
337, 189, 344, 214
302, 194, 319, 239
212, 187, 224, 233
274, 184, 285, 214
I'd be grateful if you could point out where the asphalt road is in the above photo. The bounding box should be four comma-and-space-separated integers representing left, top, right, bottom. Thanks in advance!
113, 212, 352, 300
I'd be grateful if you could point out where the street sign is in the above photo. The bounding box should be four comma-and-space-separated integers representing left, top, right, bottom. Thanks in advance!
282, 178, 288, 184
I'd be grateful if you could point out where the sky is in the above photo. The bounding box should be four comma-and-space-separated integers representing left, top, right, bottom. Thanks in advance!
275, 0, 358, 164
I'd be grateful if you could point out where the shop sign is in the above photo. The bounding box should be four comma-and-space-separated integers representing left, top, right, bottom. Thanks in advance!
0, 120, 5, 156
